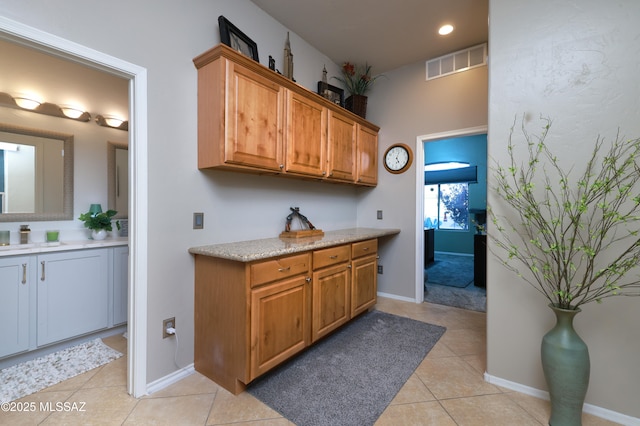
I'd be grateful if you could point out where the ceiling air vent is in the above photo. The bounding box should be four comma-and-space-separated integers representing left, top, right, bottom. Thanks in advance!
426, 43, 487, 80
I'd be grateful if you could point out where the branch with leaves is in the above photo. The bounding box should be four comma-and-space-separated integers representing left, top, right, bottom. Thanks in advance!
488, 117, 640, 309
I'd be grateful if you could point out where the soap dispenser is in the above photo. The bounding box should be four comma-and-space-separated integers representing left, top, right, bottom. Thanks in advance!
19, 225, 31, 244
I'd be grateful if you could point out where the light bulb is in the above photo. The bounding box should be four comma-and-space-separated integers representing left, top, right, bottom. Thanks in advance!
61, 107, 85, 119
104, 116, 124, 127
14, 97, 41, 110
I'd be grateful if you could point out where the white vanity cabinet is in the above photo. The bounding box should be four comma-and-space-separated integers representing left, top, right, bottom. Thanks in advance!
0, 242, 128, 362
112, 245, 129, 326
37, 249, 109, 346
0, 256, 33, 358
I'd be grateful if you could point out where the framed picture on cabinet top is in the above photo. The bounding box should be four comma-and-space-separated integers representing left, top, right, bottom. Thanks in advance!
218, 15, 259, 62
317, 82, 344, 107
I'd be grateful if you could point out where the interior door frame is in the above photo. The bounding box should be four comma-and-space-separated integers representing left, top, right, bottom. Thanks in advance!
0, 16, 149, 397
414, 125, 487, 302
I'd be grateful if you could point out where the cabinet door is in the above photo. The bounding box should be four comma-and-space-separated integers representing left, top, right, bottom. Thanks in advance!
351, 254, 378, 317
225, 61, 285, 171
356, 124, 378, 185
285, 90, 327, 177
327, 110, 356, 182
113, 246, 129, 326
312, 263, 351, 342
0, 256, 31, 358
250, 275, 310, 379
37, 249, 109, 346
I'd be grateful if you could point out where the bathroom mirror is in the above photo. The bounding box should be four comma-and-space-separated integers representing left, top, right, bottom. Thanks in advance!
0, 122, 73, 222
107, 141, 128, 219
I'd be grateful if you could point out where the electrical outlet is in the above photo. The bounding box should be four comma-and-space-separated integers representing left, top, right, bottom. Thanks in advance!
163, 317, 176, 338
377, 265, 383, 274
377, 210, 383, 220
193, 212, 204, 229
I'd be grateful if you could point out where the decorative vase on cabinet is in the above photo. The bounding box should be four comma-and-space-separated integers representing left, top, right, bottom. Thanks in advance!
345, 94, 367, 119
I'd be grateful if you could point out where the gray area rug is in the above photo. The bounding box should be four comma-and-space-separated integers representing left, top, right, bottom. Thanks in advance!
425, 253, 486, 312
0, 338, 122, 403
247, 310, 446, 426
425, 253, 474, 287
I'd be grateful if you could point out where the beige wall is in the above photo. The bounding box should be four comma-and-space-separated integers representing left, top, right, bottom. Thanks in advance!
359, 61, 488, 299
488, 0, 640, 419
0, 0, 354, 385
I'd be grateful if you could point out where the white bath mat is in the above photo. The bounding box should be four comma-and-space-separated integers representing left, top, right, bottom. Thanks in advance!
0, 338, 122, 403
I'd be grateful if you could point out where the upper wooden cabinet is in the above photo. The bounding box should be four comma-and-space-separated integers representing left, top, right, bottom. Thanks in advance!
356, 124, 378, 186
193, 44, 379, 186
327, 110, 357, 182
285, 90, 327, 177
196, 53, 285, 172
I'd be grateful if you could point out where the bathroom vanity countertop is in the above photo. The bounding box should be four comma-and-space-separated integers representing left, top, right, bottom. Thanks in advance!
0, 237, 128, 257
188, 227, 400, 262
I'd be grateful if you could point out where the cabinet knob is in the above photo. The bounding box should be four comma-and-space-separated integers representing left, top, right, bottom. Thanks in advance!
305, 277, 311, 283
279, 164, 284, 169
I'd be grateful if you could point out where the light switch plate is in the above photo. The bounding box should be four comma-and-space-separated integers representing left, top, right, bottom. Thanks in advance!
377, 210, 383, 220
193, 212, 204, 229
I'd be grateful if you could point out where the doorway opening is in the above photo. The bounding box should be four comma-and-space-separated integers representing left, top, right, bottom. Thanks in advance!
415, 126, 487, 308
0, 17, 149, 397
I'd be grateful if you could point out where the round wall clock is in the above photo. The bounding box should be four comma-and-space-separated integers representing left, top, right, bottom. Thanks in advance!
383, 143, 413, 174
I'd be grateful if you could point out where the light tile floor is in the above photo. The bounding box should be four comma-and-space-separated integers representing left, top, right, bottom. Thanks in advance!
1, 297, 622, 425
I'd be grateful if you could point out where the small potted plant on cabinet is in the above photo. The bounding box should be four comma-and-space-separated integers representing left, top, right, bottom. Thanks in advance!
79, 207, 120, 240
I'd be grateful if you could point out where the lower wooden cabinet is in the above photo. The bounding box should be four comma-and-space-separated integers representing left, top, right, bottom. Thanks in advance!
250, 275, 311, 377
194, 238, 379, 394
312, 262, 351, 342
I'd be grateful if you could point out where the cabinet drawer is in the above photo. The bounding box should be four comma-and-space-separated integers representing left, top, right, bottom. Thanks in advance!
313, 245, 350, 270
352, 239, 378, 259
251, 253, 310, 287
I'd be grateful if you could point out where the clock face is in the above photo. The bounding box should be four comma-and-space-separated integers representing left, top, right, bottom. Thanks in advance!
384, 144, 413, 173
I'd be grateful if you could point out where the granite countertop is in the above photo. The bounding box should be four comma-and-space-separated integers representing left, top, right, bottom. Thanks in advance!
188, 227, 400, 262
0, 237, 128, 257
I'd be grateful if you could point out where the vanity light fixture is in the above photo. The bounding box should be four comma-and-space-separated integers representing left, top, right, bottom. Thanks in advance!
438, 24, 454, 36
60, 106, 85, 119
95, 114, 128, 131
0, 92, 91, 122
13, 96, 41, 110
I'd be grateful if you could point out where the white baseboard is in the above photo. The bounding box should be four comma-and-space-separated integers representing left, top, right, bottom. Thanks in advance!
145, 363, 195, 396
377, 291, 418, 303
484, 373, 640, 425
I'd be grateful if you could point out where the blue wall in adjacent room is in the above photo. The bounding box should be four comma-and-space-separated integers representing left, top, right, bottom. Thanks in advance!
424, 133, 487, 254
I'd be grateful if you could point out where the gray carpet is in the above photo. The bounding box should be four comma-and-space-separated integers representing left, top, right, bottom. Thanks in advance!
425, 253, 474, 287
247, 310, 446, 426
424, 253, 486, 312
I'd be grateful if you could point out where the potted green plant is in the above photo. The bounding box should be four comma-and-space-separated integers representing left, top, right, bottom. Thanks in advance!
332, 62, 384, 118
489, 117, 640, 425
79, 209, 120, 240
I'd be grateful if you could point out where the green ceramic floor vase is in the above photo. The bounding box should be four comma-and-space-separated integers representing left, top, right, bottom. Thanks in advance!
541, 304, 590, 426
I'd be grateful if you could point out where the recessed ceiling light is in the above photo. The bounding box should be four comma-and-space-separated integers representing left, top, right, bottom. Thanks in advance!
438, 24, 454, 36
